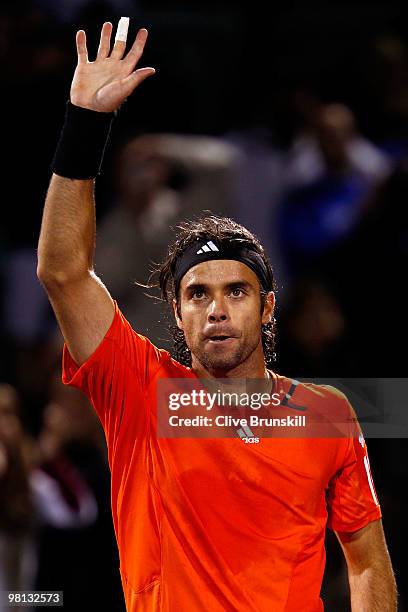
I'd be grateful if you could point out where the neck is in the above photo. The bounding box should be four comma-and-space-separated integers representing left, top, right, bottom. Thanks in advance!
191, 345, 269, 380
191, 350, 272, 418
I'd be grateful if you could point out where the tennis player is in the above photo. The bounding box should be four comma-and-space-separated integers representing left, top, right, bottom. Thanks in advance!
37, 19, 397, 611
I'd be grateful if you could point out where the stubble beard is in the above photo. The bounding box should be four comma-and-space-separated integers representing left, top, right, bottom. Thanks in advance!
192, 336, 259, 374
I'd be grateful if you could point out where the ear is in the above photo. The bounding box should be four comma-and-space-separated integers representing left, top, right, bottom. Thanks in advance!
172, 298, 184, 331
261, 291, 275, 325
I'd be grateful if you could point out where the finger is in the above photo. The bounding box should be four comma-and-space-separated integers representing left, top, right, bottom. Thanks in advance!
76, 30, 88, 64
97, 22, 112, 60
110, 16, 129, 60
123, 28, 149, 70
120, 67, 156, 97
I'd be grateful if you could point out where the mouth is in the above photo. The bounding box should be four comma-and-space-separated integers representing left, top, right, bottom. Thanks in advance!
206, 335, 235, 344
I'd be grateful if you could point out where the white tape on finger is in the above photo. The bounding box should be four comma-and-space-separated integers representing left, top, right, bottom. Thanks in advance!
115, 17, 129, 42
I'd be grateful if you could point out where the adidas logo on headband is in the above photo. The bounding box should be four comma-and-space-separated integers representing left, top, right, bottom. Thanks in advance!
174, 239, 270, 292
196, 241, 219, 254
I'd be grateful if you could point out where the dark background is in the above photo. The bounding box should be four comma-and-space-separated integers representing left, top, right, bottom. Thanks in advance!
0, 0, 407, 610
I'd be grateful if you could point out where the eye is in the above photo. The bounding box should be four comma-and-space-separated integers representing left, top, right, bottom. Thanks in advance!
230, 287, 244, 297
192, 289, 206, 300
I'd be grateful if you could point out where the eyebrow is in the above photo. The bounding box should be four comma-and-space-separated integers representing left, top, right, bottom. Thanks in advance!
184, 280, 254, 294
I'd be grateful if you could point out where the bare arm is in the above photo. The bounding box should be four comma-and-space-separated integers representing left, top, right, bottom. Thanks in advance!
38, 176, 114, 365
37, 21, 155, 365
336, 519, 397, 611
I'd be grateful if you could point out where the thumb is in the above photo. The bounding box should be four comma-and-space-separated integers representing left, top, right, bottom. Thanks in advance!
120, 67, 156, 98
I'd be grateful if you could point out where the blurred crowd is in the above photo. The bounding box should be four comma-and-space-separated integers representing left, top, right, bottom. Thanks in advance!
0, 0, 407, 610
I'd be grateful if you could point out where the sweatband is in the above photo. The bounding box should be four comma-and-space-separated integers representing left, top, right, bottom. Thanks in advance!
172, 238, 272, 295
52, 101, 115, 179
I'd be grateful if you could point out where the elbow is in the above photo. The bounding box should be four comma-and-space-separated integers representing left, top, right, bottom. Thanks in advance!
37, 260, 90, 289
37, 264, 69, 290
37, 264, 66, 288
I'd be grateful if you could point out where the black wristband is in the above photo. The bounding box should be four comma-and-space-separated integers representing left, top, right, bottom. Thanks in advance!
52, 101, 115, 179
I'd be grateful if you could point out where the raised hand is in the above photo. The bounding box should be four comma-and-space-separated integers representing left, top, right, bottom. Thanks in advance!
70, 20, 155, 113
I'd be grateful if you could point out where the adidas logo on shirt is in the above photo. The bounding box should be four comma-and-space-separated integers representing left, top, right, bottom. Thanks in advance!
197, 241, 219, 254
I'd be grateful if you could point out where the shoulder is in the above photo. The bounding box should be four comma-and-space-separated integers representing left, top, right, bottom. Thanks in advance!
156, 352, 197, 379
274, 373, 350, 405
273, 374, 356, 428
302, 382, 351, 407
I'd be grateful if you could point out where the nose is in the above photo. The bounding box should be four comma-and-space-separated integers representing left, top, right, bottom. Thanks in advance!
208, 298, 228, 323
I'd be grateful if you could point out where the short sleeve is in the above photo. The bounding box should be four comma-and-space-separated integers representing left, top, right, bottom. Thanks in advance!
327, 430, 382, 532
61, 300, 169, 441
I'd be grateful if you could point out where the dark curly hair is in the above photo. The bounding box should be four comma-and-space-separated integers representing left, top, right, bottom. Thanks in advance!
148, 214, 277, 367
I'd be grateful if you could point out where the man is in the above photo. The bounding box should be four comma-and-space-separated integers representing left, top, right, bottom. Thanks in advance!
37, 19, 397, 611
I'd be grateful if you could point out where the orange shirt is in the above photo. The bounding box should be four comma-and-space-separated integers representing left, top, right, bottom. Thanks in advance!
62, 302, 381, 611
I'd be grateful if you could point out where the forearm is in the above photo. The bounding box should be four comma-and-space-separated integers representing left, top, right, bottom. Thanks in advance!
37, 175, 95, 282
38, 21, 154, 284
349, 564, 397, 611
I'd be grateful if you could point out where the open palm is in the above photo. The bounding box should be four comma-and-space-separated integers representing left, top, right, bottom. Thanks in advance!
70, 22, 155, 113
